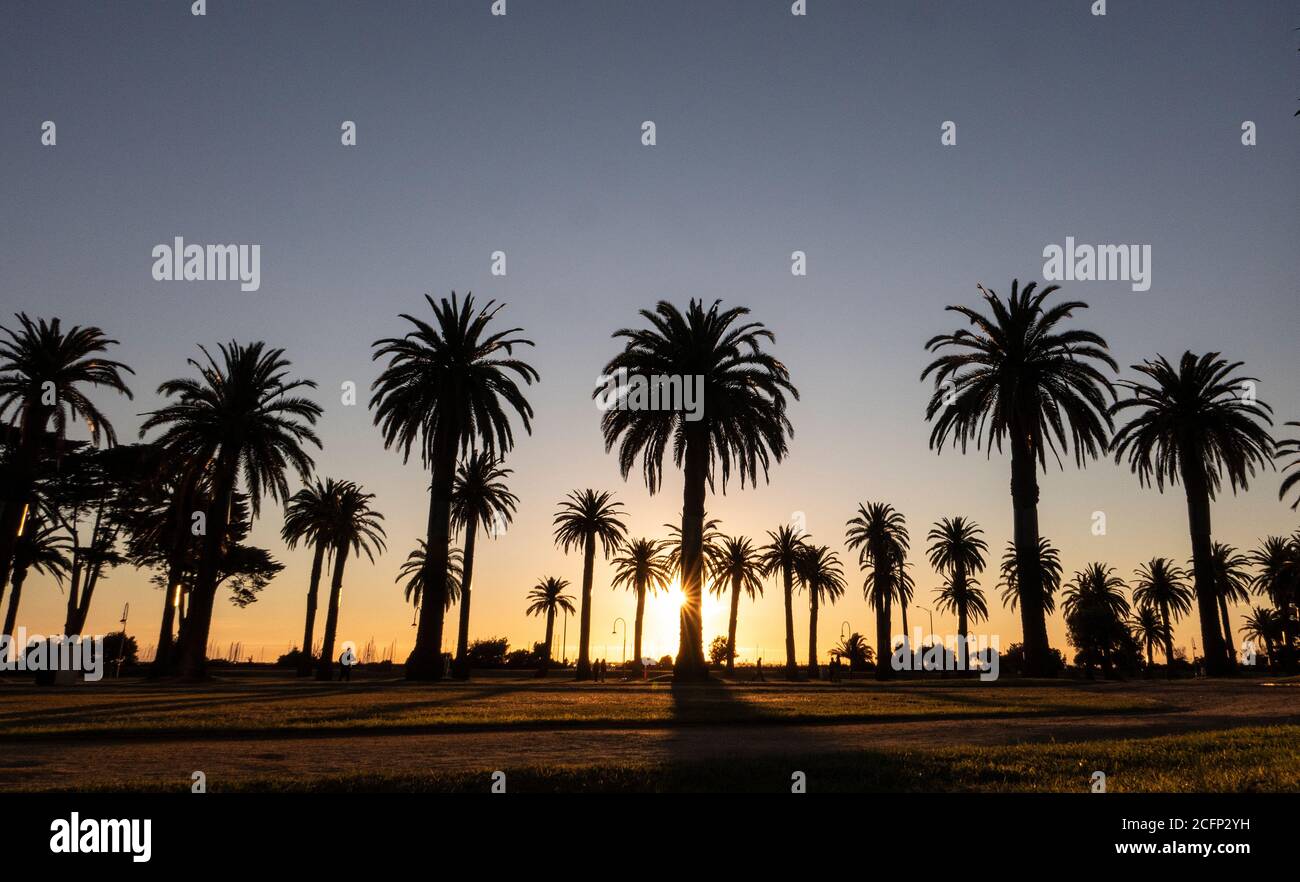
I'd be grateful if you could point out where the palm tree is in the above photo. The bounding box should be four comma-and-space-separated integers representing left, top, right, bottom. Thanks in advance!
997, 538, 1063, 615
397, 539, 464, 611
2, 511, 71, 637
0, 315, 133, 609
598, 300, 797, 680
1241, 605, 1283, 669
526, 576, 576, 676
314, 481, 386, 680
141, 342, 321, 678
1249, 534, 1299, 671
926, 517, 988, 669
845, 502, 910, 680
449, 451, 518, 679
922, 281, 1115, 675
1130, 605, 1164, 670
794, 544, 846, 678
1278, 422, 1299, 508
370, 294, 537, 681
1063, 562, 1131, 678
281, 478, 341, 676
1131, 557, 1192, 670
832, 631, 874, 672
1208, 542, 1252, 668
663, 514, 722, 577
609, 538, 671, 667
706, 535, 764, 674
758, 525, 807, 679
1110, 351, 1274, 676
552, 490, 627, 680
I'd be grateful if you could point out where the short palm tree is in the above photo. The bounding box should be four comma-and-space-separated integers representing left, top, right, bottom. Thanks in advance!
526, 576, 575, 676
0, 315, 133, 609
448, 451, 518, 679
845, 502, 910, 680
1063, 562, 1131, 677
1278, 422, 1299, 508
609, 538, 671, 667
663, 513, 722, 577
281, 478, 341, 676
926, 517, 988, 669
1111, 351, 1275, 676
397, 539, 464, 611
1131, 557, 1192, 670
794, 544, 846, 678
758, 524, 808, 679
707, 535, 764, 674
997, 538, 1063, 615
1241, 605, 1283, 668
141, 342, 321, 678
1207, 542, 1252, 667
923, 281, 1115, 675
1249, 534, 1299, 671
553, 490, 627, 680
1, 511, 71, 637
833, 631, 874, 671
1130, 604, 1164, 670
315, 481, 386, 680
598, 300, 797, 680
370, 293, 537, 680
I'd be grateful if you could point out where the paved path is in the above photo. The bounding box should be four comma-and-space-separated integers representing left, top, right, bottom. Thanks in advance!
2, 681, 1295, 790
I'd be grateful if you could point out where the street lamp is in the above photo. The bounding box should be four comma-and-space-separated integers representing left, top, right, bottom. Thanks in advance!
612, 617, 626, 667
915, 605, 934, 646
840, 620, 851, 640
561, 608, 570, 667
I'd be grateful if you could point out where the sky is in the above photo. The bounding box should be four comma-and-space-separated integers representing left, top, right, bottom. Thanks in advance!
1, 0, 1297, 666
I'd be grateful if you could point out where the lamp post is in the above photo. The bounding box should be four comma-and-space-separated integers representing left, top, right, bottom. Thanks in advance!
613, 617, 626, 667
916, 604, 934, 643
840, 620, 851, 640
561, 608, 570, 667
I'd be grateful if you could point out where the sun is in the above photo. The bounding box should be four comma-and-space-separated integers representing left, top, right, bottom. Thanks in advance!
640, 577, 725, 662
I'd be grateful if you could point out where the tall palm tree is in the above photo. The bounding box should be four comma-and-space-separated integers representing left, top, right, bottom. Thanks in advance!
314, 481, 386, 681
281, 478, 341, 676
370, 294, 537, 681
845, 502, 910, 680
397, 539, 464, 611
1130, 605, 1164, 670
1111, 351, 1275, 676
1131, 557, 1193, 670
449, 451, 518, 679
758, 524, 807, 679
1249, 534, 1299, 671
609, 538, 671, 667
1, 511, 71, 637
1208, 542, 1252, 667
598, 300, 797, 680
552, 490, 627, 680
923, 281, 1115, 675
1241, 605, 1283, 668
997, 538, 1063, 615
526, 576, 575, 676
141, 342, 321, 679
0, 315, 133, 608
1063, 562, 1131, 678
926, 517, 988, 669
706, 535, 764, 674
794, 544, 846, 678
1279, 422, 1299, 508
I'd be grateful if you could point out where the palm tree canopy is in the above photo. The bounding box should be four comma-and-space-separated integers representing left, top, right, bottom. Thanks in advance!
327, 481, 387, 562
934, 576, 989, 625
926, 516, 988, 577
845, 502, 910, 610
794, 544, 846, 605
707, 535, 765, 600
757, 524, 807, 582
450, 450, 518, 537
1278, 421, 1300, 508
0, 314, 134, 446
398, 539, 464, 609
1063, 562, 1130, 620
921, 280, 1116, 469
998, 537, 1063, 614
140, 341, 321, 518
1132, 557, 1193, 620
597, 299, 798, 494
833, 632, 874, 665
14, 511, 72, 583
552, 489, 627, 558
1130, 605, 1164, 647
610, 538, 672, 595
664, 513, 722, 575
1207, 542, 1252, 604
1111, 351, 1274, 498
281, 477, 342, 550
526, 576, 576, 618
1249, 535, 1299, 608
370, 293, 537, 465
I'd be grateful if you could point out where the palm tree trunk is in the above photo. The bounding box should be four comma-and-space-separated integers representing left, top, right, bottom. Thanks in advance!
1160, 601, 1175, 675
539, 608, 554, 677
675, 429, 709, 680
1218, 595, 1237, 668
633, 582, 645, 666
297, 541, 327, 677
0, 404, 45, 608
315, 543, 350, 680
726, 574, 740, 674
407, 425, 456, 681
1146, 641, 1153, 669
873, 540, 894, 681
575, 535, 595, 680
453, 519, 478, 679
151, 470, 201, 678
178, 454, 239, 680
1180, 459, 1228, 676
2, 563, 28, 637
1010, 434, 1052, 676
782, 564, 796, 679
807, 588, 820, 679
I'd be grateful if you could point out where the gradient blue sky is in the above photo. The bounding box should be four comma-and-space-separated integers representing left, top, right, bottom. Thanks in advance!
2, 0, 1297, 664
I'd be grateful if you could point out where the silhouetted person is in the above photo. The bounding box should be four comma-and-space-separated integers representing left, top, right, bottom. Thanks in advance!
339, 647, 354, 681
755, 658, 764, 682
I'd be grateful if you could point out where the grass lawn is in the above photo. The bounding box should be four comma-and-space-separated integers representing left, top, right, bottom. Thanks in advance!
0, 677, 1170, 739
